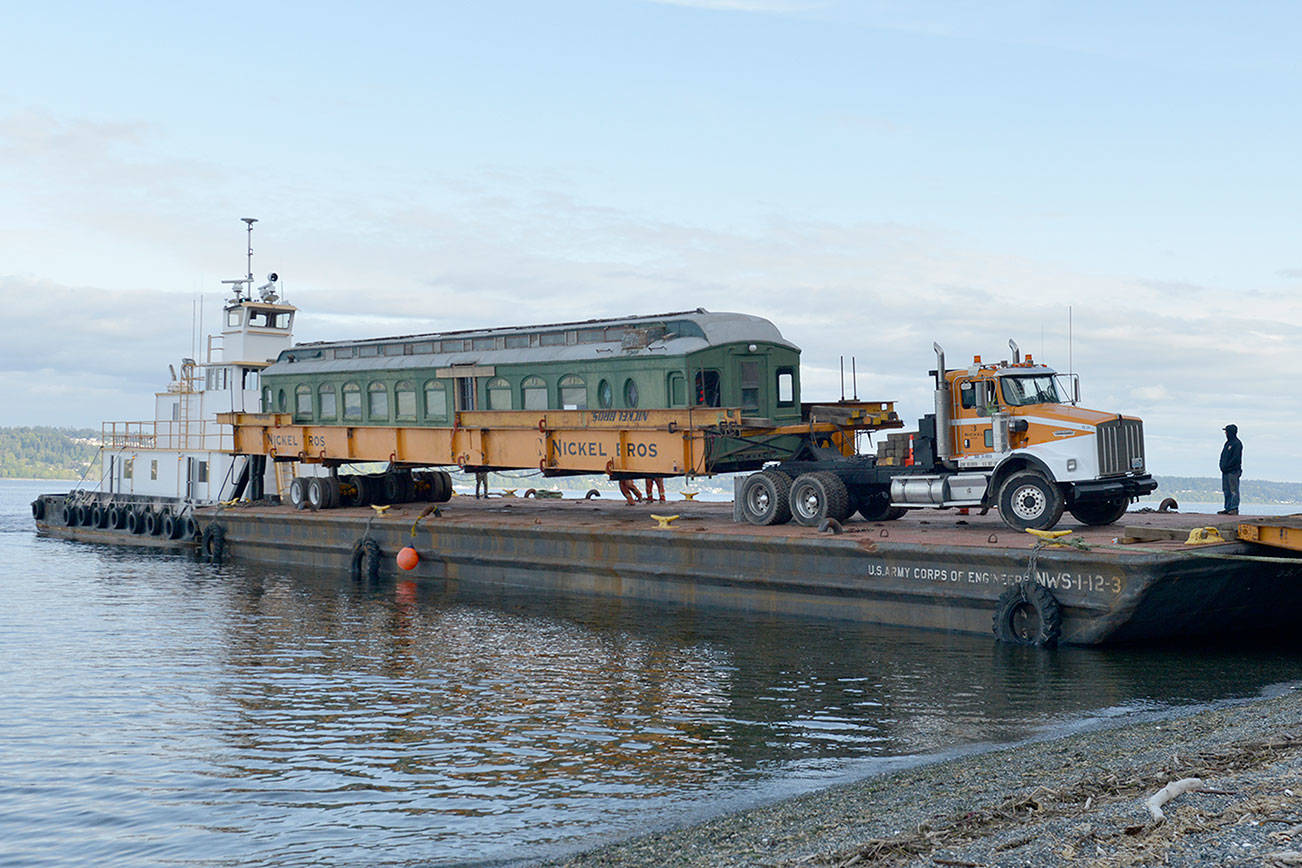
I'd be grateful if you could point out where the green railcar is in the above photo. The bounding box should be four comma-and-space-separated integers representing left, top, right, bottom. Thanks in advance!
259, 310, 802, 427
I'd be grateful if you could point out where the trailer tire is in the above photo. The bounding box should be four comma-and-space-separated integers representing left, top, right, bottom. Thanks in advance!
1069, 497, 1129, 526
289, 477, 309, 510
307, 476, 334, 511
993, 580, 1062, 647
740, 471, 792, 526
997, 471, 1065, 531
790, 472, 849, 527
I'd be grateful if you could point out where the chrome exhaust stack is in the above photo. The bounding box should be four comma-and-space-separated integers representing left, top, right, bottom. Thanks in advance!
1008, 338, 1020, 363
933, 342, 951, 462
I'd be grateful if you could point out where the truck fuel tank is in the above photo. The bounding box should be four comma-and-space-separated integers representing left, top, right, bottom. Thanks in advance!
891, 473, 989, 507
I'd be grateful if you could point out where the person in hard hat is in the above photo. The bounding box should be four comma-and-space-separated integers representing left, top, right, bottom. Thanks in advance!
1218, 424, 1242, 515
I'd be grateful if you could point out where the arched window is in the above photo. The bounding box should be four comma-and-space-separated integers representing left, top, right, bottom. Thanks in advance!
522, 376, 547, 411
559, 375, 587, 410
597, 379, 613, 409
623, 378, 639, 408
262, 387, 273, 412
667, 373, 686, 407
395, 381, 417, 420
277, 389, 288, 412
319, 384, 337, 420
368, 382, 389, 420
342, 383, 362, 420
424, 380, 448, 422
486, 377, 512, 410
294, 384, 312, 418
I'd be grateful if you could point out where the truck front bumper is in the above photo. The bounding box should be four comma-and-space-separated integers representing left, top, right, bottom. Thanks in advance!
1070, 474, 1159, 504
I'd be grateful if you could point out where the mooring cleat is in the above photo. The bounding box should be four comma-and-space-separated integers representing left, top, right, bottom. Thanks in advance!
680, 491, 698, 501
501, 489, 517, 498
370, 505, 391, 515
650, 514, 680, 529
1185, 527, 1225, 545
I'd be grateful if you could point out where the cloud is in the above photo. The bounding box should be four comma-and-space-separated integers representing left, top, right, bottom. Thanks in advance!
1279, 268, 1302, 280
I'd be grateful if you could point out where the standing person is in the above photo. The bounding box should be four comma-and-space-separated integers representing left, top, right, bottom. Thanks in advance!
475, 470, 489, 499
643, 476, 665, 502
1218, 424, 1242, 515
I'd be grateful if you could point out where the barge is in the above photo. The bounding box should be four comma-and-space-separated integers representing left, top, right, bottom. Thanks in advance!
32, 492, 1302, 646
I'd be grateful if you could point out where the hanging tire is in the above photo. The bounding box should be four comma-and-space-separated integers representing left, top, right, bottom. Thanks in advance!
126, 510, 142, 534
61, 500, 76, 526
75, 504, 90, 527
790, 472, 850, 527
739, 471, 792, 526
997, 471, 1065, 531
1069, 497, 1129, 526
31, 499, 45, 521
162, 514, 180, 539
145, 511, 161, 536
993, 580, 1062, 647
203, 525, 227, 564
289, 477, 309, 509
183, 517, 199, 540
107, 507, 124, 529
350, 538, 382, 583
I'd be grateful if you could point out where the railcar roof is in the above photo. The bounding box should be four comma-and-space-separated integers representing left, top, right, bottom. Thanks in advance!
264, 310, 797, 376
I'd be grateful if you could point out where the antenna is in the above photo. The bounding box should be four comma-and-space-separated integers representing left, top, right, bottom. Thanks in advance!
242, 217, 257, 291
852, 356, 858, 400
1068, 306, 1074, 404
839, 355, 845, 401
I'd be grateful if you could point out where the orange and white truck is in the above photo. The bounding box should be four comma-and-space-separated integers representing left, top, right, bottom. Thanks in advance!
737, 341, 1157, 531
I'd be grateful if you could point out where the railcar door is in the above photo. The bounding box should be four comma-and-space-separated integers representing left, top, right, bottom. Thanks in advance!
455, 377, 478, 412
736, 358, 766, 416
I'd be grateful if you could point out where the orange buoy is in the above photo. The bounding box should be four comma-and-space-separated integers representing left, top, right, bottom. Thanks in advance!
396, 546, 420, 571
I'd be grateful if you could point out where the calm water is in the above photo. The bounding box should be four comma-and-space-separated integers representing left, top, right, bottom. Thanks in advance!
3, 479, 1300, 867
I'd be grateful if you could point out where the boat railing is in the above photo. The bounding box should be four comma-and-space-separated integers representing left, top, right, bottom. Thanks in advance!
101, 420, 235, 453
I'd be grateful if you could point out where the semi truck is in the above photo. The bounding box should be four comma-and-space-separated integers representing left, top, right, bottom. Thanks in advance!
737, 341, 1158, 531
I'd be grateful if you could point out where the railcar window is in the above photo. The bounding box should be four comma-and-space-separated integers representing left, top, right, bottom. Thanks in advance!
522, 376, 547, 410
623, 378, 639, 408
262, 387, 272, 412
382, 344, 404, 356
505, 334, 530, 349
578, 328, 604, 343
359, 345, 379, 358
319, 384, 337, 419
278, 389, 288, 412
559, 375, 587, 410
294, 385, 312, 418
776, 368, 795, 406
442, 339, 465, 352
424, 380, 449, 422
395, 381, 417, 420
343, 383, 362, 420
540, 332, 565, 347
487, 377, 512, 410
694, 370, 721, 407
368, 382, 389, 419
668, 373, 686, 406
472, 337, 496, 351
334, 347, 355, 359
412, 342, 434, 354
597, 379, 613, 409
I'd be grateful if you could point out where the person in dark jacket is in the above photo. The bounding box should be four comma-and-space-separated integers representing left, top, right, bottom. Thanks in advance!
1218, 424, 1242, 515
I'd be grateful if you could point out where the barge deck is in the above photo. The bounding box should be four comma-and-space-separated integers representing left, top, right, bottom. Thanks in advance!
35, 495, 1302, 645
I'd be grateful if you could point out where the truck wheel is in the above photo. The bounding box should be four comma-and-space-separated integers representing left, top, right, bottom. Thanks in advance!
813, 472, 854, 522
1069, 498, 1129, 526
997, 471, 1065, 531
855, 488, 903, 522
739, 471, 792, 526
790, 473, 849, 527
993, 580, 1062, 646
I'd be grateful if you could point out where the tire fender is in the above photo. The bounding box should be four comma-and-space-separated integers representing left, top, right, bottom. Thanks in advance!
993, 580, 1062, 647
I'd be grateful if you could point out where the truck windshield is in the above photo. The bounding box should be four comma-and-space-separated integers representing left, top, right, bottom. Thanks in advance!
1001, 375, 1062, 406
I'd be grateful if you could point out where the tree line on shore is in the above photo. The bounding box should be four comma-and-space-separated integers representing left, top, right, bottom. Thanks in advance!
0, 427, 98, 480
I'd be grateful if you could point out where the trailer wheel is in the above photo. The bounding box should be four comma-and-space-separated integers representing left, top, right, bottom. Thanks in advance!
993, 580, 1062, 646
307, 477, 334, 511
289, 477, 309, 509
1069, 497, 1129, 526
997, 471, 1065, 531
790, 472, 849, 527
739, 471, 792, 526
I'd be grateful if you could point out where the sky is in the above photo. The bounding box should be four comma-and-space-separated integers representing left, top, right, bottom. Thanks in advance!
1, 0, 1299, 479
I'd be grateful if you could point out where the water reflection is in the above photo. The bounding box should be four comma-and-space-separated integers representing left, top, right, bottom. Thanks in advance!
3, 477, 1300, 866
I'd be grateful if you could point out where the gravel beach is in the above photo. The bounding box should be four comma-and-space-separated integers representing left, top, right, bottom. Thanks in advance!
552, 683, 1302, 867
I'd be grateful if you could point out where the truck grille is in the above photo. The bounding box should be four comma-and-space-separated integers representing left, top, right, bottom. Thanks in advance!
1097, 418, 1145, 476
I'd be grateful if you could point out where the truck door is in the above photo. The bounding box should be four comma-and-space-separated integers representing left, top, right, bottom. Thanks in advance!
953, 377, 996, 457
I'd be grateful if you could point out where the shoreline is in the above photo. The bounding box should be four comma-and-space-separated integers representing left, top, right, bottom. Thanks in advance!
553, 684, 1302, 867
